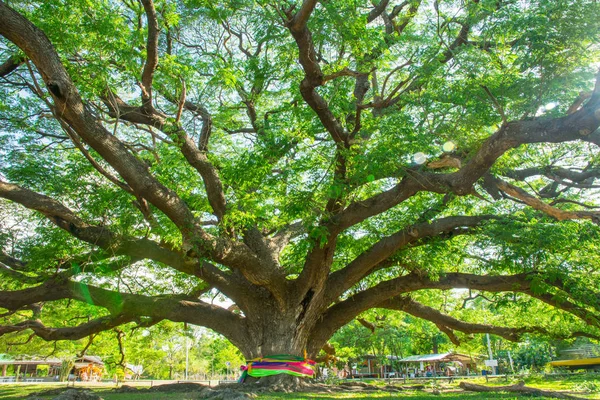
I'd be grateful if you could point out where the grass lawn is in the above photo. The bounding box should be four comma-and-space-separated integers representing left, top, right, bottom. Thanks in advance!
1, 375, 598, 400
257, 392, 562, 399
0, 387, 543, 400
477, 373, 600, 397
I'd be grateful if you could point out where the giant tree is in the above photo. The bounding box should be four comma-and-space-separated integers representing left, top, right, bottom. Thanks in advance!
1, 0, 600, 380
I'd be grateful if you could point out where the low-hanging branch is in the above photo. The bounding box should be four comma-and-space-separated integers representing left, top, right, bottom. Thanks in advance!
383, 296, 537, 341
0, 278, 249, 348
310, 271, 533, 352
0, 314, 135, 341
308, 271, 600, 353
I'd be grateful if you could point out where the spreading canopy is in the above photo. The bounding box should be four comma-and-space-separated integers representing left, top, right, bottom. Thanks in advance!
1, 0, 600, 359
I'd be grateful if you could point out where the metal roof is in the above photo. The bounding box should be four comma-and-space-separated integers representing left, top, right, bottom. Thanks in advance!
0, 358, 61, 366
80, 356, 104, 365
0, 356, 103, 366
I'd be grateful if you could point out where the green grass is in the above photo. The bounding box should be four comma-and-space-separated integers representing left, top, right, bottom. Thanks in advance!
0, 388, 554, 400
0, 385, 192, 400
1, 376, 597, 400
466, 373, 600, 396
257, 392, 550, 399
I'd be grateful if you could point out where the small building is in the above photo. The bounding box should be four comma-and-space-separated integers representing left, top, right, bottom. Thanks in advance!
0, 357, 62, 381
349, 355, 378, 378
349, 355, 401, 378
73, 356, 104, 381
398, 352, 478, 377
0, 355, 105, 381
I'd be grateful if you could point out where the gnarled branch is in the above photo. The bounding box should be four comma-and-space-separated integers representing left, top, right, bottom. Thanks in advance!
380, 296, 543, 342
0, 279, 250, 349
326, 215, 492, 302
495, 178, 600, 223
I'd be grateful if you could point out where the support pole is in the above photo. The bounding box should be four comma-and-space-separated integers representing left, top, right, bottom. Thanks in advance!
486, 334, 497, 375
185, 336, 189, 381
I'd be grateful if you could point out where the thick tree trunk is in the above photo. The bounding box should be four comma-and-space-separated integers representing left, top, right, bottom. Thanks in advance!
239, 315, 313, 359
235, 285, 328, 361
232, 297, 324, 389
236, 325, 315, 389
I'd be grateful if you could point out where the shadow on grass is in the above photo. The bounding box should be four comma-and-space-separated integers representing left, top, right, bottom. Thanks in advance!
0, 385, 50, 400
257, 391, 549, 399
0, 385, 198, 400
0, 385, 570, 400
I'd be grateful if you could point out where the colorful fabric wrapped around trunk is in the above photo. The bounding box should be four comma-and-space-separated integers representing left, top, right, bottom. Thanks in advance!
238, 354, 316, 382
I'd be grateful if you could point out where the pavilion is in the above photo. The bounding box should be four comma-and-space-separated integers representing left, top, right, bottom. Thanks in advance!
0, 355, 104, 381
398, 352, 478, 377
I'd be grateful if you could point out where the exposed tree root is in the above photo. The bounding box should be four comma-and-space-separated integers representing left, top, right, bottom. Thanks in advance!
34, 379, 429, 400
122, 383, 207, 393
240, 375, 308, 393
459, 381, 586, 399
114, 383, 255, 399
27, 388, 102, 400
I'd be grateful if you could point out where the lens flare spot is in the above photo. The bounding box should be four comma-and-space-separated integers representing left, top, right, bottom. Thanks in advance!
442, 141, 456, 152
413, 152, 427, 165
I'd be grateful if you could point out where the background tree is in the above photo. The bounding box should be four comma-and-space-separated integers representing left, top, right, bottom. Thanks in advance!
199, 334, 245, 379
510, 339, 555, 373
1, 0, 600, 385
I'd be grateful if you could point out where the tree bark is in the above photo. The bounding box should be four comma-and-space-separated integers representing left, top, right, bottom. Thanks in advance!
236, 303, 315, 359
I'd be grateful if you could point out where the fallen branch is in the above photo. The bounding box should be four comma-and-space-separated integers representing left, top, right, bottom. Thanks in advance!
459, 381, 585, 400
